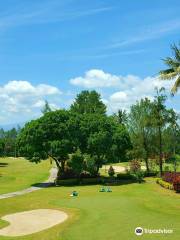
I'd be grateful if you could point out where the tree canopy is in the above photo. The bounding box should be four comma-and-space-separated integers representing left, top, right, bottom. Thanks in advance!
18, 92, 131, 177
70, 90, 106, 114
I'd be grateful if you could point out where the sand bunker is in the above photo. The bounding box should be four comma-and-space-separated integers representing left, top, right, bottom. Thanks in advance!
0, 209, 68, 237
102, 165, 146, 173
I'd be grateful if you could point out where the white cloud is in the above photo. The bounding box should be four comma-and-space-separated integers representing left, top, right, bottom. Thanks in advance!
70, 69, 179, 112
110, 92, 127, 102
108, 75, 173, 112
0, 80, 62, 125
1, 71, 179, 126
70, 69, 175, 112
70, 69, 121, 88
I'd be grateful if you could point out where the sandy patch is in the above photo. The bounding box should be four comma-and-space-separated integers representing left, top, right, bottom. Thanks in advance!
102, 165, 146, 173
102, 165, 126, 173
0, 209, 68, 237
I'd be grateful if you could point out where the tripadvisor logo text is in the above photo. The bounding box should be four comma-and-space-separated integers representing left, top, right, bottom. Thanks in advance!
135, 227, 173, 236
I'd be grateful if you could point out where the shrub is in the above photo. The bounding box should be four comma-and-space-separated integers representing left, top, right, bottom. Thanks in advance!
164, 166, 170, 172
129, 159, 141, 173
57, 167, 76, 179
68, 150, 84, 177
156, 178, 174, 190
143, 171, 158, 177
81, 178, 102, 185
116, 173, 135, 180
108, 166, 115, 177
173, 176, 180, 193
80, 171, 94, 178
134, 170, 144, 183
84, 154, 97, 176
162, 172, 180, 183
55, 179, 78, 186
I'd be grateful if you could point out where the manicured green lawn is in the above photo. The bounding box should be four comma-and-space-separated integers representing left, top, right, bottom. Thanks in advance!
0, 178, 179, 240
0, 157, 51, 194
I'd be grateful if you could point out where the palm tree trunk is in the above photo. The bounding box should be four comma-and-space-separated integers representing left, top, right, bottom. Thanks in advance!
158, 126, 163, 176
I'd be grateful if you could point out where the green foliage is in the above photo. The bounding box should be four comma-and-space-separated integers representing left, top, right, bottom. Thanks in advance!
41, 100, 52, 114
0, 128, 18, 157
17, 109, 72, 172
129, 159, 141, 173
55, 178, 78, 186
159, 43, 180, 94
156, 178, 174, 190
68, 150, 84, 177
84, 154, 97, 176
108, 166, 115, 177
18, 106, 131, 177
70, 90, 106, 114
133, 170, 144, 183
116, 173, 135, 180
128, 98, 154, 171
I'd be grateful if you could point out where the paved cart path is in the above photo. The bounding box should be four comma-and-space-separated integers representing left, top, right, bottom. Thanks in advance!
0, 167, 58, 200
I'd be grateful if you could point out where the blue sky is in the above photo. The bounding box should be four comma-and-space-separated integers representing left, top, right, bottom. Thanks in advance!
0, 0, 179, 125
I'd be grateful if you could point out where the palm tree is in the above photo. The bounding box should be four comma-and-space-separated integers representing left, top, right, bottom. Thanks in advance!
159, 43, 180, 95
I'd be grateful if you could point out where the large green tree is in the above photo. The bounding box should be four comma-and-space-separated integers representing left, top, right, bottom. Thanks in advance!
159, 43, 180, 94
17, 110, 73, 173
70, 90, 106, 114
151, 88, 170, 176
18, 91, 131, 177
128, 98, 154, 172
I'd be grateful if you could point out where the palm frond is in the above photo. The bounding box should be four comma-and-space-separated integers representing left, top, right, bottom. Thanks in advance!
163, 57, 179, 69
159, 68, 177, 80
171, 76, 180, 94
177, 66, 180, 74
171, 43, 180, 62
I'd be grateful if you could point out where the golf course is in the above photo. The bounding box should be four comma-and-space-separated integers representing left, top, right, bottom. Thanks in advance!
0, 157, 180, 240
0, 1, 180, 239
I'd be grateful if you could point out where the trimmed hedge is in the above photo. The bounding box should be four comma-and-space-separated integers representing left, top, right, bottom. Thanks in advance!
56, 178, 102, 186
56, 175, 137, 186
81, 178, 102, 185
55, 179, 78, 186
116, 173, 136, 180
156, 178, 174, 190
143, 171, 158, 177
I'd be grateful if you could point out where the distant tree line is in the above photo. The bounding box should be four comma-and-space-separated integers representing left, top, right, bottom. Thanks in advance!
0, 127, 20, 157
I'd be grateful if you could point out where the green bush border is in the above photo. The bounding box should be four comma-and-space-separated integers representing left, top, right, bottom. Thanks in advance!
156, 178, 174, 190
55, 175, 137, 186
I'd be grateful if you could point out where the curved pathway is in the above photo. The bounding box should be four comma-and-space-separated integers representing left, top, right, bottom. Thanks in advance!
0, 167, 58, 200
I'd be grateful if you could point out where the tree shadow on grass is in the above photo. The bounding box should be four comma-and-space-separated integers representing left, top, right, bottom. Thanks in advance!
31, 182, 55, 188
0, 163, 8, 167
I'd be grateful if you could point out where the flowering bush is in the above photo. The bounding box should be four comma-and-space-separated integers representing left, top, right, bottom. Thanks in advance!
162, 172, 180, 183
173, 176, 180, 193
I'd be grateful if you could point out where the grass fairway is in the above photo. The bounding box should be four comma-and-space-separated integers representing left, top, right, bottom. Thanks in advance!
0, 179, 179, 240
0, 158, 51, 194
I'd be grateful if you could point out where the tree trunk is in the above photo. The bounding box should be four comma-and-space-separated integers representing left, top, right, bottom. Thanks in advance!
48, 154, 61, 169
144, 156, 150, 173
61, 160, 65, 173
142, 131, 150, 173
158, 126, 163, 176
